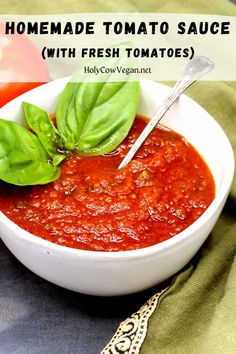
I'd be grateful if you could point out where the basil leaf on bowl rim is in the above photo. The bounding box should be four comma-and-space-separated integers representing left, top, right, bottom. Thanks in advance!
56, 44, 140, 155
0, 119, 60, 186
23, 102, 66, 166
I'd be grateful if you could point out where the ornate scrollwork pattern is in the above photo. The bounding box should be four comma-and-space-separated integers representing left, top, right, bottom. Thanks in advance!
101, 287, 170, 354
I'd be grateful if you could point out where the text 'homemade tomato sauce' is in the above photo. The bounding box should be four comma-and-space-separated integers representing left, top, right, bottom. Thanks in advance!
0, 116, 215, 251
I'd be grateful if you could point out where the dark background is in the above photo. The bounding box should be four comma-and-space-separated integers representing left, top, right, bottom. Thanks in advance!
0, 239, 164, 354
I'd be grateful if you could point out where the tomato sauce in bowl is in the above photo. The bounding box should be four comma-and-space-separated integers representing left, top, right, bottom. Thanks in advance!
0, 116, 215, 252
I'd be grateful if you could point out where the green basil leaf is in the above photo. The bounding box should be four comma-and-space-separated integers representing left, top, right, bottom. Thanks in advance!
0, 119, 60, 186
75, 81, 139, 154
23, 102, 66, 166
56, 80, 140, 154
56, 82, 81, 150
56, 43, 140, 154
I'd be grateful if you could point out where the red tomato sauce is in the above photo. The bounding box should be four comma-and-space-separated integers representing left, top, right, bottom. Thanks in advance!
0, 116, 215, 251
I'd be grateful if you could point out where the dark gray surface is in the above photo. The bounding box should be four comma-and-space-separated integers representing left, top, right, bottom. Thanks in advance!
0, 239, 164, 354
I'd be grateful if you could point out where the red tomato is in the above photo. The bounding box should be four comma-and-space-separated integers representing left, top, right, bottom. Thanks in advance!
0, 23, 49, 107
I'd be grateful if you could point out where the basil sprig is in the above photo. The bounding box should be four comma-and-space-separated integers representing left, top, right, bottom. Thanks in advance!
0, 119, 60, 186
0, 48, 140, 186
56, 80, 140, 155
23, 102, 66, 166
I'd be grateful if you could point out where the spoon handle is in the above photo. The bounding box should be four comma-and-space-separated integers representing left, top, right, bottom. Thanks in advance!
118, 56, 214, 170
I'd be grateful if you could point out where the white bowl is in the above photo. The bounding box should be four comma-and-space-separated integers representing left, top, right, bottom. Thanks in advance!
0, 78, 234, 296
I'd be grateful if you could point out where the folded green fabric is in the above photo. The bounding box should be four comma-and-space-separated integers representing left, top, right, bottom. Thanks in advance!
2, 1, 236, 353
142, 202, 236, 354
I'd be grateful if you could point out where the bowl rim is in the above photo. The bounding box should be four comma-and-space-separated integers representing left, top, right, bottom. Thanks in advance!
0, 78, 234, 261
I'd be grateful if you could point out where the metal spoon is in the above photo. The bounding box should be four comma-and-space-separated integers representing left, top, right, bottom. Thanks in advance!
118, 56, 214, 169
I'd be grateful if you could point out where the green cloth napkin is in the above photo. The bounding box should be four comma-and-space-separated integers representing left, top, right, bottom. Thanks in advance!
141, 201, 236, 354
1, 1, 236, 353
